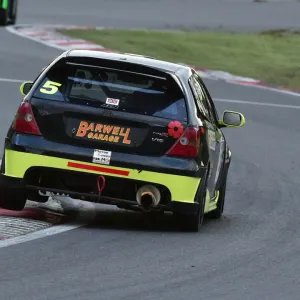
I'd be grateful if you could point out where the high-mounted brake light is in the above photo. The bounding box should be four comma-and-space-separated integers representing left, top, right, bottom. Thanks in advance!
12, 102, 41, 135
166, 126, 201, 158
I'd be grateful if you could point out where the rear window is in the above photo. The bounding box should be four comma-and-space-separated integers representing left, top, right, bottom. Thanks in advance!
32, 60, 188, 121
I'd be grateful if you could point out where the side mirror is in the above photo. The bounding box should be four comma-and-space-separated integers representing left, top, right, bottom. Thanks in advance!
20, 81, 33, 96
218, 110, 246, 128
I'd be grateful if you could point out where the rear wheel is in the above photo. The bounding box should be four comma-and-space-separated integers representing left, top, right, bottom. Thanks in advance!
0, 173, 27, 211
0, 187, 27, 211
174, 169, 208, 232
174, 203, 204, 232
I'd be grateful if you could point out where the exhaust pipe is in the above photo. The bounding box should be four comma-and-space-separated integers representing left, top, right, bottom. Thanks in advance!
136, 185, 161, 212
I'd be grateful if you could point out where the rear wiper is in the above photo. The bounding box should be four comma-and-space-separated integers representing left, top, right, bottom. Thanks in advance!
70, 94, 105, 103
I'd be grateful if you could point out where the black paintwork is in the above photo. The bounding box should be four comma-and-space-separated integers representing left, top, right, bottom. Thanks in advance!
6, 133, 205, 177
0, 0, 17, 26
3, 49, 231, 201
29, 97, 186, 156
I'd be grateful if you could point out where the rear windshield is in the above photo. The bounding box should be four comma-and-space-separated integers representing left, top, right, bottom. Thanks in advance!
32, 60, 188, 121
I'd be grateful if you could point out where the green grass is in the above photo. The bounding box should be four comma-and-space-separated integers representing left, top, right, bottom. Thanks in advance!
59, 28, 300, 89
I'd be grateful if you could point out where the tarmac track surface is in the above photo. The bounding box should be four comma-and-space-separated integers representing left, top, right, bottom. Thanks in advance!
1, 1, 300, 299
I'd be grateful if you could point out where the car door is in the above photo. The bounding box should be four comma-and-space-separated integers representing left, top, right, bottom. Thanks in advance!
189, 71, 225, 201
196, 73, 227, 196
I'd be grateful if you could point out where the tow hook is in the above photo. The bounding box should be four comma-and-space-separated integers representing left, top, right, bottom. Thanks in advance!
96, 175, 106, 202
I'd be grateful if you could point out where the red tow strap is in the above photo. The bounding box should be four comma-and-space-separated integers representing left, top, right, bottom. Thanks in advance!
97, 176, 106, 193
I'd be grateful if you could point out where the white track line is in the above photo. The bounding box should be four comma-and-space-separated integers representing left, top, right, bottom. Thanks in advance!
215, 98, 300, 109
0, 78, 25, 83
0, 158, 83, 249
0, 157, 83, 249
0, 156, 84, 249
0, 222, 82, 248
226, 81, 300, 98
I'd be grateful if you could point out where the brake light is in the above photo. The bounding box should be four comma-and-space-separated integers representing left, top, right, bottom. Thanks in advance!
12, 102, 41, 135
166, 126, 201, 158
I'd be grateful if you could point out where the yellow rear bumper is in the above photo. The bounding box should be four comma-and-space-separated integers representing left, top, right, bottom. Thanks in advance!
4, 149, 201, 203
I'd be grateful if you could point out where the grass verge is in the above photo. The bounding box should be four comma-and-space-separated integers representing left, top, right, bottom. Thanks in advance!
59, 29, 300, 89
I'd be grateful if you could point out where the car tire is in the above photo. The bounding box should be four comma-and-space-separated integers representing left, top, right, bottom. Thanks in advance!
0, 173, 27, 211
0, 188, 27, 211
206, 174, 227, 219
0, 8, 9, 26
174, 168, 208, 232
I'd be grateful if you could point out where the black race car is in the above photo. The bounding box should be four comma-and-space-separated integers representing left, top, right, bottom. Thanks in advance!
0, 0, 17, 26
0, 50, 245, 231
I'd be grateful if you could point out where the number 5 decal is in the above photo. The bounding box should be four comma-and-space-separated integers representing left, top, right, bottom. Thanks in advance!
40, 81, 62, 94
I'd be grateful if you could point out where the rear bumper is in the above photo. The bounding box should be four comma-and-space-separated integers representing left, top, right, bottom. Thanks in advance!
167, 201, 199, 215
0, 172, 200, 215
2, 148, 203, 204
2, 133, 208, 205
6, 133, 204, 177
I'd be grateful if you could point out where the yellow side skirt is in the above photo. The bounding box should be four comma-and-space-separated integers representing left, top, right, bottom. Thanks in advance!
205, 190, 219, 213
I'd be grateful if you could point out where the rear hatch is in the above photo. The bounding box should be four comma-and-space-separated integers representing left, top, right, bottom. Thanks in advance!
29, 56, 188, 156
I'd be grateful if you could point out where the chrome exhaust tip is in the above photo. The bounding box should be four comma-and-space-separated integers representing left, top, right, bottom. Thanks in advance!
136, 185, 161, 212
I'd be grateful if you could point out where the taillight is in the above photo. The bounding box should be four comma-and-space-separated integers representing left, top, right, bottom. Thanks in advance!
166, 126, 201, 158
12, 102, 41, 135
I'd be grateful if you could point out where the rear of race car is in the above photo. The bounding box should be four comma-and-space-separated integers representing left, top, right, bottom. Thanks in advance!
0, 51, 208, 218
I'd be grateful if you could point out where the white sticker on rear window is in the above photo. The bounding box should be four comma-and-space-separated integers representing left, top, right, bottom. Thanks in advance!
93, 149, 112, 165
106, 98, 120, 106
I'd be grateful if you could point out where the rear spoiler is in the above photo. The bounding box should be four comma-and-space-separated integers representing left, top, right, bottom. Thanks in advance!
66, 61, 167, 81
65, 56, 172, 81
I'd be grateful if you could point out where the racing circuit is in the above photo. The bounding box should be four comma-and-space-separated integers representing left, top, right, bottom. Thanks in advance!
1, 0, 300, 299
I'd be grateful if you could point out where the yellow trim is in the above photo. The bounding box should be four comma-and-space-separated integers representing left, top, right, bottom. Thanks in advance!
4, 149, 201, 203
204, 190, 219, 213
40, 80, 62, 95
19, 82, 27, 96
20, 81, 33, 96
218, 110, 246, 128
